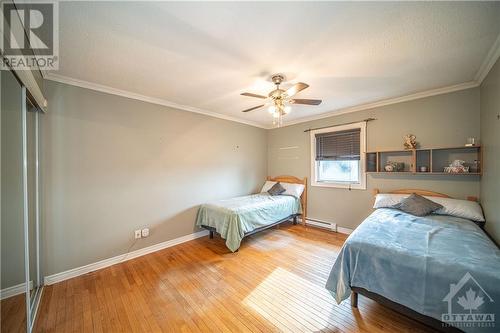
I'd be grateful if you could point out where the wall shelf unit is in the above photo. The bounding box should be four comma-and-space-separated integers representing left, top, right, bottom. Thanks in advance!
366, 146, 481, 176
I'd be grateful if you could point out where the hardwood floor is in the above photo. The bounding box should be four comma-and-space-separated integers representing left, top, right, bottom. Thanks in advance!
1, 293, 27, 332
34, 223, 436, 332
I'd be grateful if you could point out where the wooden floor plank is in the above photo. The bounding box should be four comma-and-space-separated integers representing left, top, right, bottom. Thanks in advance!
0, 293, 27, 333
30, 222, 437, 332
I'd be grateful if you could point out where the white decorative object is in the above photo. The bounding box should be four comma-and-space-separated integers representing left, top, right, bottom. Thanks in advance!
385, 161, 404, 172
465, 137, 477, 146
444, 160, 469, 173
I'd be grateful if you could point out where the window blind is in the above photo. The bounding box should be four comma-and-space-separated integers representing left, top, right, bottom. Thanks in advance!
315, 128, 361, 161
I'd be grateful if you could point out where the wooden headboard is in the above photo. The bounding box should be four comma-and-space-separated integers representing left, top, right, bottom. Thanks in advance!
373, 188, 478, 202
267, 175, 308, 222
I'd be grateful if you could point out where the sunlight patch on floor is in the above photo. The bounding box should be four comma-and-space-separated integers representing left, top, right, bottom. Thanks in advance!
243, 267, 337, 331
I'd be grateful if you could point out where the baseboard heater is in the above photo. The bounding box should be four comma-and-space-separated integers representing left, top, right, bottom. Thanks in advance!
304, 217, 337, 232
302, 217, 354, 235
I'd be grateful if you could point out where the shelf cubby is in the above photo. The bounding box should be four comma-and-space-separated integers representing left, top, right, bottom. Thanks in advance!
378, 150, 414, 172
416, 149, 431, 173
431, 147, 481, 174
366, 145, 481, 176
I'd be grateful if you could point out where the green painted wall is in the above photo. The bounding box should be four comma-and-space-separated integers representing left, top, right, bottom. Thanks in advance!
268, 88, 481, 229
40, 73, 494, 277
42, 81, 268, 276
480, 58, 500, 243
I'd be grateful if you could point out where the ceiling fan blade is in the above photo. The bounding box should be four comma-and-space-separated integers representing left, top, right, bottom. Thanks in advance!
289, 99, 322, 105
285, 82, 309, 97
242, 104, 265, 113
241, 92, 267, 99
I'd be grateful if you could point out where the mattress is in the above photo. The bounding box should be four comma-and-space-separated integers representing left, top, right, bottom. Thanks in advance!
196, 193, 301, 252
325, 208, 500, 333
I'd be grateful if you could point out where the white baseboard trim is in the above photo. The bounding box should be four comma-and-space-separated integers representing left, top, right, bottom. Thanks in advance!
337, 226, 354, 235
1, 282, 26, 300
304, 217, 354, 235
44, 230, 209, 286
0, 280, 34, 300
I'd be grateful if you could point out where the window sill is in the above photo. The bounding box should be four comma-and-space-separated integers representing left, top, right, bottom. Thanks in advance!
311, 181, 366, 190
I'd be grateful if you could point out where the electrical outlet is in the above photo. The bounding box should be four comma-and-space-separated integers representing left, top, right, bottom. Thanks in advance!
134, 230, 142, 239
141, 228, 150, 237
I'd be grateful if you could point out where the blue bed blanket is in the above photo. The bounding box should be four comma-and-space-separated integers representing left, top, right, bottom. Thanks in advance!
325, 208, 500, 333
196, 193, 301, 252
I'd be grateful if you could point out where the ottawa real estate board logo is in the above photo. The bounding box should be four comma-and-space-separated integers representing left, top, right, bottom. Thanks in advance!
442, 272, 495, 329
1, 0, 58, 70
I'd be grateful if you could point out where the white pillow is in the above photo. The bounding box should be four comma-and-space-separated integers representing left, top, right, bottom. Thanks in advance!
280, 183, 305, 198
373, 194, 408, 208
427, 197, 485, 222
260, 181, 277, 193
373, 193, 485, 222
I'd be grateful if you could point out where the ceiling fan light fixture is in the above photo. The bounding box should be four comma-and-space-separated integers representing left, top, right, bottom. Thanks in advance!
240, 73, 322, 127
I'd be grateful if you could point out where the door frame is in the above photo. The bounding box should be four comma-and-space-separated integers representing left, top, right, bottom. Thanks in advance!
21, 87, 44, 332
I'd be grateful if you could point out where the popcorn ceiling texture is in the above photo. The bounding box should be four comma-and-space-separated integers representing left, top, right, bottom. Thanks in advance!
49, 1, 500, 127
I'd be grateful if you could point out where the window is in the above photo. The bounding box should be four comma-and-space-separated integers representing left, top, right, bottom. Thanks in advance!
310, 122, 366, 189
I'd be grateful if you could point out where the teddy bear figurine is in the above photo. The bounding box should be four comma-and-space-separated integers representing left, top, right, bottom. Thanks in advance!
403, 134, 417, 150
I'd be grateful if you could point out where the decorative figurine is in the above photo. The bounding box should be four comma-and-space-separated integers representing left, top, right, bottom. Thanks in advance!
403, 134, 417, 150
444, 160, 469, 173
385, 161, 405, 172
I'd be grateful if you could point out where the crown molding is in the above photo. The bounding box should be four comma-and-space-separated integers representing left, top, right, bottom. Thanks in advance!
475, 33, 500, 84
45, 72, 479, 131
44, 73, 268, 129
46, 29, 499, 131
280, 81, 479, 128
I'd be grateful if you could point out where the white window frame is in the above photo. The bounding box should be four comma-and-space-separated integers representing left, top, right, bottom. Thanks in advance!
310, 121, 366, 190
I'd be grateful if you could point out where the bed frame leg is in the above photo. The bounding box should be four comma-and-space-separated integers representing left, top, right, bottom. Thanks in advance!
293, 216, 298, 225
351, 291, 358, 308
209, 231, 214, 239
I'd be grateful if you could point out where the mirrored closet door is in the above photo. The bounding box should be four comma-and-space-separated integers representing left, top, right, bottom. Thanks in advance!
1, 69, 27, 333
25, 86, 43, 328
1, 70, 44, 333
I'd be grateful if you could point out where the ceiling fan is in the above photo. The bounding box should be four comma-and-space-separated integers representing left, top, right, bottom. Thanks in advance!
240, 74, 322, 126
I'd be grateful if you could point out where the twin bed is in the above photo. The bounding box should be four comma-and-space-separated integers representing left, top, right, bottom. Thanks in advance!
196, 181, 499, 332
195, 176, 307, 252
326, 189, 500, 333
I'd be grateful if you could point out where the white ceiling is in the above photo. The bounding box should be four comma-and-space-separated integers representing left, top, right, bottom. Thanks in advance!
49, 1, 500, 128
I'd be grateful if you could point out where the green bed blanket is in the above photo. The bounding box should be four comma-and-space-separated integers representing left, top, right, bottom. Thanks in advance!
195, 193, 301, 252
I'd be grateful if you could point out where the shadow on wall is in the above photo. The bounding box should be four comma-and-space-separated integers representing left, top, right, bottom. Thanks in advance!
369, 173, 481, 197
144, 205, 204, 244
370, 173, 481, 183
